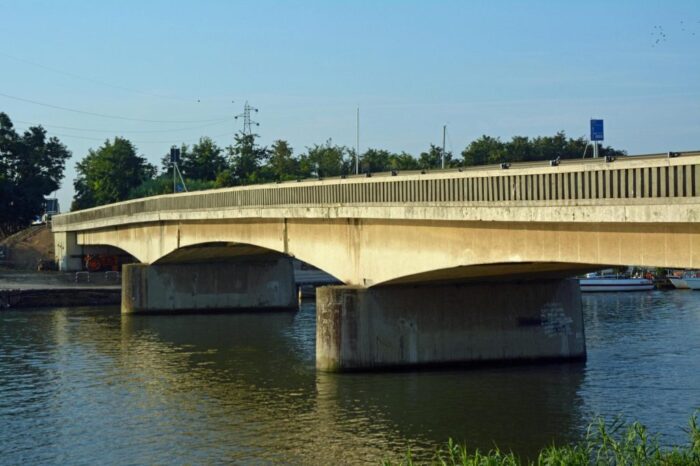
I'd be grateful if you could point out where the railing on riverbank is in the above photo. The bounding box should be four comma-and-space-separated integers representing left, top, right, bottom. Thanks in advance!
53, 151, 700, 229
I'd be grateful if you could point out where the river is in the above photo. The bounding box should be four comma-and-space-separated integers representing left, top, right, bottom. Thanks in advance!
1, 291, 699, 464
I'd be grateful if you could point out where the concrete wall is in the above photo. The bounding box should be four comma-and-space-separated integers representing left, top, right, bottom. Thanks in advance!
316, 280, 585, 371
54, 231, 82, 271
121, 257, 297, 314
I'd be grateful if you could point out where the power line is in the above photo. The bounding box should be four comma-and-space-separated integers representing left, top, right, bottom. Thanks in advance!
13, 118, 232, 134
0, 91, 234, 123
21, 128, 237, 145
0, 51, 197, 103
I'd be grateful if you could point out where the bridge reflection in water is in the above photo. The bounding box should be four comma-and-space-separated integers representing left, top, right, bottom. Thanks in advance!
114, 306, 582, 462
2, 291, 699, 464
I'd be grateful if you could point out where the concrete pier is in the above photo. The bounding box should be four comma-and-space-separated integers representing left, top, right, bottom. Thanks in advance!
54, 231, 83, 271
122, 257, 297, 314
316, 279, 585, 372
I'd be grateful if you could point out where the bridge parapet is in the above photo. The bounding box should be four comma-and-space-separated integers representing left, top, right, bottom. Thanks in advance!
53, 152, 700, 232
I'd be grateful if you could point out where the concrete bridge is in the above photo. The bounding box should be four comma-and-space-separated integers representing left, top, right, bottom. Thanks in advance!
52, 151, 700, 371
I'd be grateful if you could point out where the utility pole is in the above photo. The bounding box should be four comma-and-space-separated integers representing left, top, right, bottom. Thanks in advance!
441, 125, 447, 169
170, 147, 187, 193
235, 101, 260, 135
356, 107, 360, 175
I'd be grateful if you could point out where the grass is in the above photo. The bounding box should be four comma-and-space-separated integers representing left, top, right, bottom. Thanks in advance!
384, 414, 700, 465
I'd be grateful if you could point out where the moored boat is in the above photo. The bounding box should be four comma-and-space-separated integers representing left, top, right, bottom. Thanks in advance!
668, 271, 700, 290
685, 277, 700, 290
669, 277, 690, 289
579, 273, 654, 292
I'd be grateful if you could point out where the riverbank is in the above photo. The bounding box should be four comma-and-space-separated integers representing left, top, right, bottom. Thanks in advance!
386, 416, 700, 465
0, 287, 121, 308
0, 270, 121, 309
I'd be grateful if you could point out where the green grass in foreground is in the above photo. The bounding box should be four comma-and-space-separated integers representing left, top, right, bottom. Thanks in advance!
384, 414, 700, 465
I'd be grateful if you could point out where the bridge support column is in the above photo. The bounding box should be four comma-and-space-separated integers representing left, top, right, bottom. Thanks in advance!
316, 279, 585, 372
54, 231, 83, 271
121, 257, 297, 314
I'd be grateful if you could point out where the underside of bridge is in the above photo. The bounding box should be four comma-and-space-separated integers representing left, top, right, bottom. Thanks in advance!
62, 217, 700, 285
55, 216, 699, 371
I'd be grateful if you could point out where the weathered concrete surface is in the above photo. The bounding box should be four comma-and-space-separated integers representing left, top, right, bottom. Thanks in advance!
1, 288, 121, 309
72, 218, 700, 286
315, 280, 585, 371
54, 231, 83, 271
52, 152, 700, 283
121, 257, 297, 314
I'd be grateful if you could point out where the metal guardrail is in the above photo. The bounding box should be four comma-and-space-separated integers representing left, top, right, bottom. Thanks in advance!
53, 152, 700, 229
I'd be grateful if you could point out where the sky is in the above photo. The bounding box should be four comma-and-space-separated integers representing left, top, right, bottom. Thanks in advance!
1, 0, 699, 210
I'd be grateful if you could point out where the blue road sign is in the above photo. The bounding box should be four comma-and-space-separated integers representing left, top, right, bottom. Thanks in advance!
590, 119, 604, 141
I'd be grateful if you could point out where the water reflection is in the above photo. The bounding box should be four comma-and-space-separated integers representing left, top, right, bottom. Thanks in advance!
1, 291, 699, 464
116, 307, 584, 461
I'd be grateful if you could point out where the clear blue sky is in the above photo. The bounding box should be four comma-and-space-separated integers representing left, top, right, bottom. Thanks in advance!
1, 0, 699, 210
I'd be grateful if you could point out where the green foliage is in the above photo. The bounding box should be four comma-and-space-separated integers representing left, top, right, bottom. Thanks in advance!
179, 137, 227, 181
72, 137, 156, 210
126, 174, 215, 199
0, 112, 71, 235
299, 139, 350, 178
76, 130, 630, 208
269, 139, 299, 181
384, 414, 700, 466
461, 132, 627, 167
228, 132, 270, 185
419, 144, 457, 170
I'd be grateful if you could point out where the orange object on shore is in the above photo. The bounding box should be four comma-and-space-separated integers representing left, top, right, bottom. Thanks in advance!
84, 255, 119, 272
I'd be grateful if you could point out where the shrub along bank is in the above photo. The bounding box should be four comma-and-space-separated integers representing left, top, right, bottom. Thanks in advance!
385, 415, 699, 466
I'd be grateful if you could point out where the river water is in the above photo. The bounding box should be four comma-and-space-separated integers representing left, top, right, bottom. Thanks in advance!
1, 291, 699, 464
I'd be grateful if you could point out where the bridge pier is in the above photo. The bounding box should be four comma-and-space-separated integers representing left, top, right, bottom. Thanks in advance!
121, 257, 297, 314
316, 279, 585, 372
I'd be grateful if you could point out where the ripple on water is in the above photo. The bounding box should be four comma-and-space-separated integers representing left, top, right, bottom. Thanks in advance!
0, 292, 699, 464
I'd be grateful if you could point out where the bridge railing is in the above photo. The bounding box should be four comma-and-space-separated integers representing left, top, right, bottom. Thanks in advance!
53, 152, 700, 229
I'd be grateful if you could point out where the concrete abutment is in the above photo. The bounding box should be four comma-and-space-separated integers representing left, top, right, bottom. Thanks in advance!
121, 258, 297, 314
54, 231, 83, 271
316, 279, 585, 372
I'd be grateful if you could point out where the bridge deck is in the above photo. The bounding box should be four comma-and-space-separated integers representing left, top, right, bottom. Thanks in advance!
53, 151, 700, 232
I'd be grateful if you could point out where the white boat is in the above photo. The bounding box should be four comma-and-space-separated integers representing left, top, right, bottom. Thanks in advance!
669, 277, 690, 289
685, 277, 700, 290
668, 271, 700, 290
579, 274, 654, 292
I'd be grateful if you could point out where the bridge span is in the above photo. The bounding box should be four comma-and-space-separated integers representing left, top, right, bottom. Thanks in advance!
52, 151, 700, 371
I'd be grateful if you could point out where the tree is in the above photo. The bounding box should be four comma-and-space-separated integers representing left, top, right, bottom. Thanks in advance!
127, 174, 215, 199
299, 140, 349, 178
216, 132, 270, 187
180, 137, 226, 181
388, 151, 420, 171
72, 137, 156, 210
361, 148, 391, 173
461, 132, 627, 167
462, 135, 505, 166
269, 140, 298, 181
419, 144, 456, 169
0, 112, 71, 235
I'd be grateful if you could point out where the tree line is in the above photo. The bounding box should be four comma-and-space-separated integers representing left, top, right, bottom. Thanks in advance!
0, 111, 629, 228
71, 130, 626, 211
0, 113, 71, 237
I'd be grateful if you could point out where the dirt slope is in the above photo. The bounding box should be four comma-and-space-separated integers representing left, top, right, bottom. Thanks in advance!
0, 225, 54, 270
